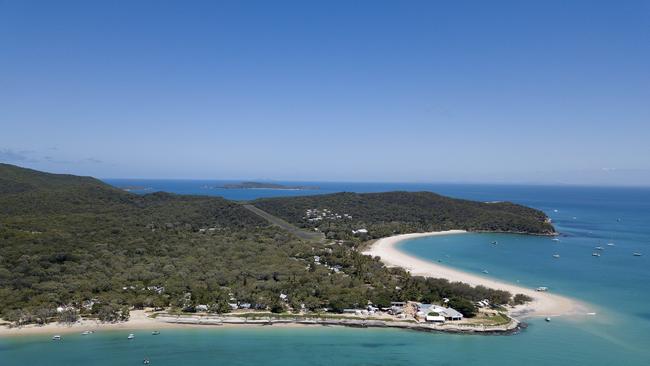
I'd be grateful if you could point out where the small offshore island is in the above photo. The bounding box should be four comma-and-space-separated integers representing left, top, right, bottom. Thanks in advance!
0, 164, 566, 336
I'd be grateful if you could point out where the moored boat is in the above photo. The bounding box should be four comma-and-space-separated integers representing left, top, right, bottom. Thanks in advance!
128, 333, 135, 339
52, 335, 62, 341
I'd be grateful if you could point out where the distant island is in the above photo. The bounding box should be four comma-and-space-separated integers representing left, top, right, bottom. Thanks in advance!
213, 181, 319, 190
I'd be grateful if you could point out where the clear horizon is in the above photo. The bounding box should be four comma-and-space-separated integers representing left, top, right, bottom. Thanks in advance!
2, 1, 649, 186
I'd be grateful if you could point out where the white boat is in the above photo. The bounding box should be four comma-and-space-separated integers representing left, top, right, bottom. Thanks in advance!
81, 330, 93, 335
595, 246, 604, 250
592, 252, 601, 257
490, 241, 498, 245
52, 335, 62, 341
482, 270, 489, 274
607, 243, 615, 246
143, 359, 150, 365
553, 254, 560, 258
151, 331, 160, 335
551, 238, 560, 242
127, 333, 135, 340
536, 286, 548, 292
545, 317, 551, 322
633, 252, 642, 257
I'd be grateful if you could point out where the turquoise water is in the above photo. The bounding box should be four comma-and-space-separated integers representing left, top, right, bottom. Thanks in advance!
2, 184, 649, 365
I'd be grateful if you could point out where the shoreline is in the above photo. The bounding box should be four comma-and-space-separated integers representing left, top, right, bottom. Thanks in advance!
0, 231, 587, 338
0, 310, 521, 338
362, 230, 589, 319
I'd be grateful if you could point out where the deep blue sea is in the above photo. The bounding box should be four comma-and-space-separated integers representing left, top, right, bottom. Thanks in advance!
2, 181, 649, 365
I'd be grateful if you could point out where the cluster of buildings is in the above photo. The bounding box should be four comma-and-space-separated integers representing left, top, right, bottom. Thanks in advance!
303, 208, 353, 222
312, 255, 344, 273
341, 301, 464, 324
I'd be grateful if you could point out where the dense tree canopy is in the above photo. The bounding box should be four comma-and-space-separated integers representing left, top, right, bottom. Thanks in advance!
253, 191, 554, 240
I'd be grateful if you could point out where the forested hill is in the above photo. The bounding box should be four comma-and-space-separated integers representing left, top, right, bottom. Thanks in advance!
0, 163, 263, 227
253, 191, 555, 239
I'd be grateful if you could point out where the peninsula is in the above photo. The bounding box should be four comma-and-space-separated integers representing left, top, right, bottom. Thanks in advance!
0, 163, 558, 335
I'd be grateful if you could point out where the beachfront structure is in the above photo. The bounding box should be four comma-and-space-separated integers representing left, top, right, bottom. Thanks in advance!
352, 229, 368, 235
425, 314, 446, 323
418, 304, 463, 321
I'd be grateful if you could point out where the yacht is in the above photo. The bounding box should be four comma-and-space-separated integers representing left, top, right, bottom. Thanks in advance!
491, 241, 498, 245
482, 270, 489, 274
551, 238, 560, 242
545, 317, 551, 322
633, 252, 642, 257
127, 333, 135, 340
151, 331, 160, 335
52, 335, 62, 341
607, 243, 615, 246
592, 252, 601, 257
552, 254, 560, 258
535, 286, 548, 292
143, 358, 150, 365
81, 330, 93, 335
595, 246, 604, 250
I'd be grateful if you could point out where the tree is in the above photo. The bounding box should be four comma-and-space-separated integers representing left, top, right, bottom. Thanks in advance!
57, 309, 79, 324
512, 293, 532, 305
448, 298, 477, 318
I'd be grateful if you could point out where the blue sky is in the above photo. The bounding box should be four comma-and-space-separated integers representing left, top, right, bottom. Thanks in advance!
1, 0, 649, 185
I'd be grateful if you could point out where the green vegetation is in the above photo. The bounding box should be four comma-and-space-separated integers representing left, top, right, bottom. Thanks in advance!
512, 293, 533, 305
0, 164, 541, 325
252, 191, 554, 240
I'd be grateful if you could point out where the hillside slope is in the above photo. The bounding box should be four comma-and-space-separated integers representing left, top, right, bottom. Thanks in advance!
253, 191, 555, 239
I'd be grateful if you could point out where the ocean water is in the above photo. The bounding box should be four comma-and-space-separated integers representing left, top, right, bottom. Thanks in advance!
2, 182, 649, 365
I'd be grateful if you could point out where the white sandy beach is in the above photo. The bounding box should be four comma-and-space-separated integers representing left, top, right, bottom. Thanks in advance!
0, 310, 183, 337
363, 230, 588, 319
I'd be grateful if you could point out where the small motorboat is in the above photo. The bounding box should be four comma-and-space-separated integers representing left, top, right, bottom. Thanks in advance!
553, 254, 560, 258
127, 333, 135, 340
607, 243, 615, 246
551, 238, 560, 242
491, 241, 498, 245
536, 286, 548, 292
595, 246, 604, 251
482, 270, 489, 274
545, 317, 551, 322
52, 335, 62, 341
592, 252, 601, 257
633, 252, 642, 257
81, 330, 93, 335
143, 358, 151, 365
151, 331, 160, 335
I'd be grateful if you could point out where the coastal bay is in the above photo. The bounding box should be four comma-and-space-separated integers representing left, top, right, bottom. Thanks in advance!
363, 231, 588, 319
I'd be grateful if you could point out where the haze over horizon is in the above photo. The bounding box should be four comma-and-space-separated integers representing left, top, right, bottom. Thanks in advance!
2, 1, 649, 186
